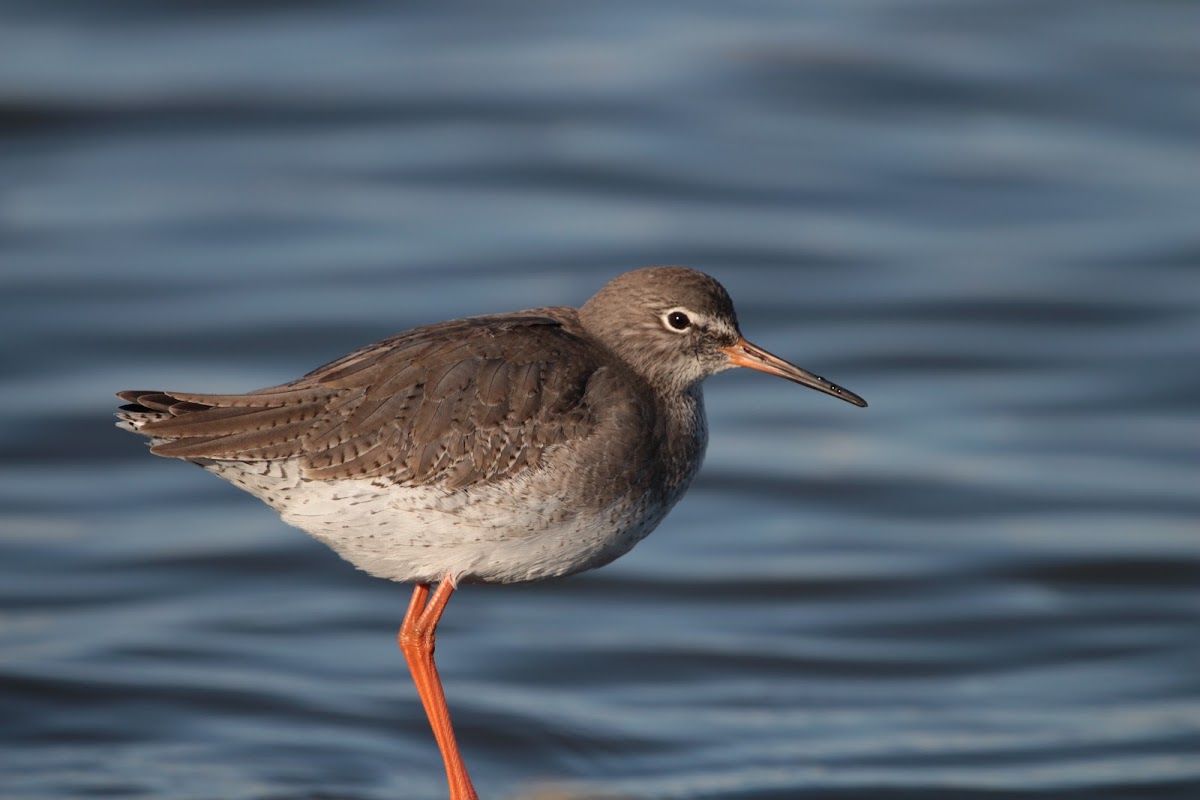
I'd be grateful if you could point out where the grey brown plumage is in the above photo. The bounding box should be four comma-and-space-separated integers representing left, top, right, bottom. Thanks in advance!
120, 311, 619, 490
117, 265, 865, 587
116, 265, 866, 800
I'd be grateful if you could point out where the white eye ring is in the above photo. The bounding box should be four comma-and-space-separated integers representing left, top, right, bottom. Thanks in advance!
662, 309, 693, 332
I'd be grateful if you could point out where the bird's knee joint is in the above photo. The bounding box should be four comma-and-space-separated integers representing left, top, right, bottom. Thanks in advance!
399, 627, 437, 652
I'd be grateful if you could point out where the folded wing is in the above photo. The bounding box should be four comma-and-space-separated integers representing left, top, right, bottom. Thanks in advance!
117, 313, 608, 490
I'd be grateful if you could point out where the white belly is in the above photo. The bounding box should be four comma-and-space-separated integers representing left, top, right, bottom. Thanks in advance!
201, 458, 667, 584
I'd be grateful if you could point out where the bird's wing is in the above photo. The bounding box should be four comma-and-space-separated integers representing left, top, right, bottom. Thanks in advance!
118, 312, 618, 489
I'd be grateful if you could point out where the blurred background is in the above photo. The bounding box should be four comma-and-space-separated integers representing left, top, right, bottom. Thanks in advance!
2, 1, 1198, 798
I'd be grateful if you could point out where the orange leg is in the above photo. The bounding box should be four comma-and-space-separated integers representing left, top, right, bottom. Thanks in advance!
399, 580, 479, 800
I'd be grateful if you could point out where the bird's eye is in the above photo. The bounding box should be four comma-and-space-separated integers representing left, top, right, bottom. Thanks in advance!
665, 311, 691, 331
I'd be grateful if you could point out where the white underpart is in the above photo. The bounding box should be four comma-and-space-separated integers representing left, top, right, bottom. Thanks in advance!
195, 459, 664, 584
117, 402, 665, 585
118, 389, 691, 586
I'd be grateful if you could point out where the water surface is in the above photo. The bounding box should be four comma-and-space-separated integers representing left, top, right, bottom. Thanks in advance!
2, 2, 1198, 798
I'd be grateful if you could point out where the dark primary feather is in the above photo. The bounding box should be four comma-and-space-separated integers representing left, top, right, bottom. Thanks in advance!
118, 311, 614, 490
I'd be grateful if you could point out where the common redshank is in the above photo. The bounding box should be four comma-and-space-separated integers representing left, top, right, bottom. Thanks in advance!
116, 266, 866, 799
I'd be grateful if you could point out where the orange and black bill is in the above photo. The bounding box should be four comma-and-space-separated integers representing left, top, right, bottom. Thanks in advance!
723, 339, 867, 408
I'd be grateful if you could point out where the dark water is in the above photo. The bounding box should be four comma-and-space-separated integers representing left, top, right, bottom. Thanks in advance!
2, 2, 1199, 798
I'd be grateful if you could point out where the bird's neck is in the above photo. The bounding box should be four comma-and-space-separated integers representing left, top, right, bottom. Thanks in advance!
656, 384, 708, 501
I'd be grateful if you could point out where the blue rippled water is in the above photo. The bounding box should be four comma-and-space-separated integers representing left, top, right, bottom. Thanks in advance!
2, 2, 1198, 798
